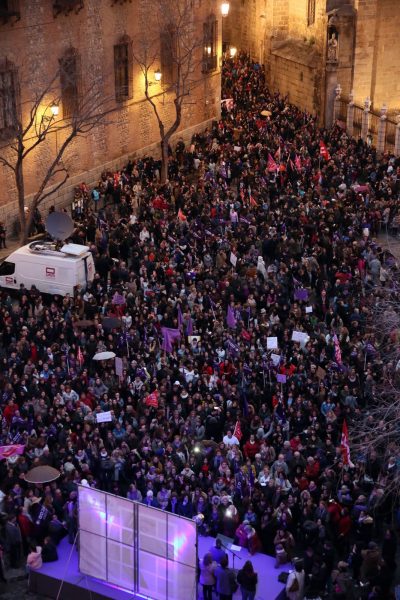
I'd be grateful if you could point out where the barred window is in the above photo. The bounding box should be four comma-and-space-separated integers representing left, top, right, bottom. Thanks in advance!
307, 0, 315, 26
114, 36, 133, 102
203, 15, 218, 73
160, 26, 176, 85
0, 59, 18, 138
59, 48, 80, 118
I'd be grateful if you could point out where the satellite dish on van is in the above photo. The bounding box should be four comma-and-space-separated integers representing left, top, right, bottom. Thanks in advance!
45, 212, 74, 241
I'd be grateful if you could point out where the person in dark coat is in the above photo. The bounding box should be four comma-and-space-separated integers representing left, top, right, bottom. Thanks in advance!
41, 536, 58, 562
237, 560, 258, 600
4, 514, 22, 568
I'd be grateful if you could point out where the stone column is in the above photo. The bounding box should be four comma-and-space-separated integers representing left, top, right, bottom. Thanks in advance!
346, 90, 354, 137
376, 104, 387, 155
361, 97, 371, 142
395, 116, 400, 157
333, 83, 342, 124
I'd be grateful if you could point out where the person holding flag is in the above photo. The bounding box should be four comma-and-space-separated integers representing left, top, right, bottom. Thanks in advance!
340, 420, 354, 468
319, 139, 331, 161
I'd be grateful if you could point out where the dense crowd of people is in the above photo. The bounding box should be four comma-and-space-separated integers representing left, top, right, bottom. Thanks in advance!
0, 54, 400, 599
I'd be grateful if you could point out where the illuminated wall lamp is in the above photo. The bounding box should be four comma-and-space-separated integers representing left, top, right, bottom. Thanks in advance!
50, 103, 59, 117
221, 2, 230, 17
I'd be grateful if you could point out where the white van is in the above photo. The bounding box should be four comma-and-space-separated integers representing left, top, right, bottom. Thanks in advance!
0, 241, 95, 296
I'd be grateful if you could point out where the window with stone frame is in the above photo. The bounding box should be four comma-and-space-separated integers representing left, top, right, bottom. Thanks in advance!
160, 26, 177, 86
203, 15, 218, 73
59, 47, 80, 118
114, 36, 133, 102
307, 0, 315, 26
0, 59, 19, 140
0, 0, 21, 24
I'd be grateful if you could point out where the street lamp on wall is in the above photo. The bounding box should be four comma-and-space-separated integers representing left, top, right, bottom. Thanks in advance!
154, 69, 162, 83
50, 103, 59, 117
42, 101, 59, 124
221, 2, 230, 17
229, 46, 237, 58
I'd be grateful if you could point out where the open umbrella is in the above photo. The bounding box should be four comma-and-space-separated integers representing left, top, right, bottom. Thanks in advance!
93, 351, 116, 361
102, 317, 122, 330
261, 110, 272, 117
25, 466, 60, 484
74, 319, 94, 328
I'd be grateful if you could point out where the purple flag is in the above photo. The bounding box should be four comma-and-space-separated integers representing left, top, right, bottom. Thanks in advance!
294, 288, 308, 301
177, 304, 183, 329
226, 339, 239, 357
227, 305, 237, 329
161, 327, 181, 353
186, 317, 193, 336
277, 374, 287, 384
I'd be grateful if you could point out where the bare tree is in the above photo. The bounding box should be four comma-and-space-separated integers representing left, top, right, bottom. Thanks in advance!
0, 67, 113, 243
133, 0, 211, 183
351, 266, 400, 502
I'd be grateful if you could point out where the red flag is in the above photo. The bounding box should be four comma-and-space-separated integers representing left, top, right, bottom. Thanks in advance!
319, 140, 331, 161
249, 195, 258, 207
77, 346, 84, 367
274, 147, 281, 161
295, 155, 302, 171
267, 153, 278, 172
340, 420, 354, 467
233, 420, 243, 441
178, 208, 187, 222
241, 329, 251, 341
145, 391, 159, 408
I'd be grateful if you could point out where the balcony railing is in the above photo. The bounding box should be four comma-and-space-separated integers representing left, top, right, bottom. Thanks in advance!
202, 55, 218, 74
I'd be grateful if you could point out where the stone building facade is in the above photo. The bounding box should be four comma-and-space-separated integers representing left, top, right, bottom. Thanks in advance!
0, 0, 222, 230
223, 0, 400, 126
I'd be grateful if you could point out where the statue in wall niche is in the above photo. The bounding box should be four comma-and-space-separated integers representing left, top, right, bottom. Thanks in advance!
327, 31, 338, 62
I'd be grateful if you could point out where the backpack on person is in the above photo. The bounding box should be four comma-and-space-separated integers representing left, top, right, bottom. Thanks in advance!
288, 574, 299, 592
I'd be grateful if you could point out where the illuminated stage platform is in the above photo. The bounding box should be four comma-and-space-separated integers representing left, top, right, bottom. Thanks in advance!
28, 536, 286, 600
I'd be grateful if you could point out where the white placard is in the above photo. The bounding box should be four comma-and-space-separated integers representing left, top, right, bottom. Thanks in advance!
292, 331, 309, 343
230, 252, 238, 267
267, 336, 278, 349
271, 354, 281, 366
233, 146, 241, 152
96, 411, 112, 423
305, 306, 313, 314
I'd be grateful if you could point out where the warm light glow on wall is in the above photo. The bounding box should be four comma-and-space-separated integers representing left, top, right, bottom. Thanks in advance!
221, 2, 230, 17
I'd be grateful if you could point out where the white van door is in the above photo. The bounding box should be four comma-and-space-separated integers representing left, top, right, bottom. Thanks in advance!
78, 254, 95, 290
0, 260, 18, 290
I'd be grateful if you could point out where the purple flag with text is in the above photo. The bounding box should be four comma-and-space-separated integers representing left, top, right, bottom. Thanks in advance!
161, 327, 181, 353
227, 305, 237, 329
